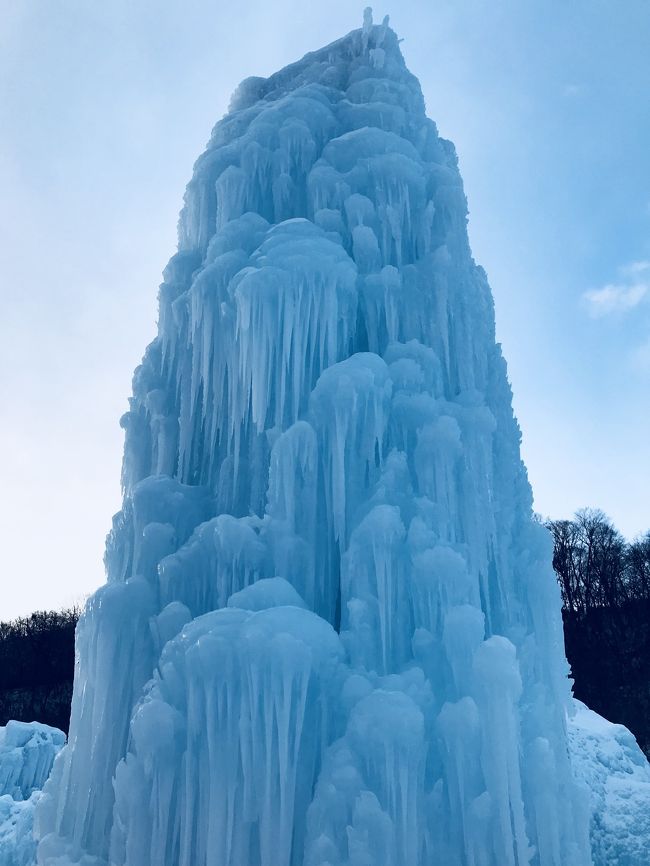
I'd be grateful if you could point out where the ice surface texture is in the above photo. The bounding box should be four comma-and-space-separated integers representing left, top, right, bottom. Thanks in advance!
33, 10, 648, 866
0, 724, 65, 803
0, 723, 64, 866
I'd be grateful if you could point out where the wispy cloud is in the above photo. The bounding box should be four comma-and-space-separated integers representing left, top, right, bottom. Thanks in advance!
582, 261, 650, 317
583, 283, 647, 316
621, 260, 650, 276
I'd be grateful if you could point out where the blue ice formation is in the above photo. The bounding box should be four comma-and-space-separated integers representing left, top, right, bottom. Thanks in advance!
0, 723, 64, 866
0, 723, 64, 805
32, 9, 649, 866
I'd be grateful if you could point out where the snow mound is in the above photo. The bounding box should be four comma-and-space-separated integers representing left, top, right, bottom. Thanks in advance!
0, 794, 40, 866
569, 701, 650, 866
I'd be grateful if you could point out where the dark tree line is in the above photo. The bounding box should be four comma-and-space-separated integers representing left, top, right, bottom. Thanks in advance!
0, 608, 79, 733
548, 509, 650, 756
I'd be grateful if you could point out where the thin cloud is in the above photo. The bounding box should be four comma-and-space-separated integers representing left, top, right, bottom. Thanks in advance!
621, 259, 650, 276
582, 261, 650, 317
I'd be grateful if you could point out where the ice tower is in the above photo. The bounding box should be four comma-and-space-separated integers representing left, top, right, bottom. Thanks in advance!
36, 12, 597, 866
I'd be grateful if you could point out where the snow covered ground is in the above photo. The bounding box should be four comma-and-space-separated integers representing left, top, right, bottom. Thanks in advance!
569, 701, 650, 866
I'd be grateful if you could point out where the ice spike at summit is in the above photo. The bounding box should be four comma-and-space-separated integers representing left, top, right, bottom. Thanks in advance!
32, 10, 630, 866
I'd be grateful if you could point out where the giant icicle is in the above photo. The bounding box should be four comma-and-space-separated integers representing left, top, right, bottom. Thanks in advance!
34, 11, 645, 866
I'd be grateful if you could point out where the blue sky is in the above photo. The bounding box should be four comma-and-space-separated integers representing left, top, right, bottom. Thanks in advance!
1, 0, 648, 619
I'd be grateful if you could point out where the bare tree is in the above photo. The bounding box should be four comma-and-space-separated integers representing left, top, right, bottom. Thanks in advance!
547, 511, 650, 756
547, 509, 626, 614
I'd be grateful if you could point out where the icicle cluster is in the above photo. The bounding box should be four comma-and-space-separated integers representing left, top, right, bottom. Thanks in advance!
0, 723, 65, 866
0, 724, 64, 803
36, 12, 597, 866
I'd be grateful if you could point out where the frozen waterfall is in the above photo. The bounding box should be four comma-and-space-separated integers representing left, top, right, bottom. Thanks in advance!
30, 10, 647, 866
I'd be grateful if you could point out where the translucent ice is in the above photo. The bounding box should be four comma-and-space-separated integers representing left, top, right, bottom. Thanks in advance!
33, 10, 649, 866
0, 723, 65, 803
0, 723, 64, 866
